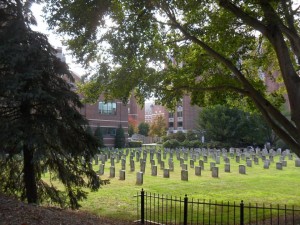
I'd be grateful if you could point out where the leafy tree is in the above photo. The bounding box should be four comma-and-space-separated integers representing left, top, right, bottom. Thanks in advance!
0, 0, 103, 209
149, 115, 167, 138
173, 131, 186, 142
198, 105, 273, 147
45, 1, 300, 154
94, 126, 104, 148
115, 125, 125, 148
138, 122, 150, 136
186, 130, 199, 141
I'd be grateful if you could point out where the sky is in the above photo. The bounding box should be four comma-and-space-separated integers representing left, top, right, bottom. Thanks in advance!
30, 4, 86, 76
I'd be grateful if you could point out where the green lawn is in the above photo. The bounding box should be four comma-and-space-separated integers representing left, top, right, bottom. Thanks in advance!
74, 148, 300, 221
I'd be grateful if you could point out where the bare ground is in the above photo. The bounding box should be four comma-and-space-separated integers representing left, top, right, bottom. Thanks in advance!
0, 194, 136, 225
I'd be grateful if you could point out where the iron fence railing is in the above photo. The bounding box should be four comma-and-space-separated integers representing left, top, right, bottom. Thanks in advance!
135, 189, 300, 225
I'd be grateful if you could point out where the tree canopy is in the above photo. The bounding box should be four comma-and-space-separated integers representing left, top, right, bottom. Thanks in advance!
198, 105, 276, 148
44, 0, 300, 155
0, 0, 104, 209
138, 122, 150, 136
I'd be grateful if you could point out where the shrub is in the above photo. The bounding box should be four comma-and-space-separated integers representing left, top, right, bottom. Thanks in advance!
128, 141, 142, 148
163, 139, 180, 148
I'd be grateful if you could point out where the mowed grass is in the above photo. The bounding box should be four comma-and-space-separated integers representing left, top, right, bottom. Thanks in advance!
75, 149, 300, 221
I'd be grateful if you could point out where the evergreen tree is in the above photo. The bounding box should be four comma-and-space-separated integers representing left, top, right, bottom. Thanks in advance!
138, 122, 150, 137
94, 126, 104, 148
0, 0, 104, 209
115, 125, 125, 148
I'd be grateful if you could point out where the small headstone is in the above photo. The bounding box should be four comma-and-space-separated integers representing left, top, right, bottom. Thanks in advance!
203, 155, 208, 163
140, 161, 146, 173
239, 165, 246, 174
111, 157, 115, 166
216, 156, 220, 164
99, 164, 105, 175
181, 163, 188, 170
210, 162, 216, 171
190, 160, 194, 168
199, 160, 204, 170
224, 163, 230, 173
110, 166, 115, 178
212, 167, 219, 178
276, 162, 283, 170
281, 160, 287, 167
169, 161, 174, 172
121, 159, 126, 170
130, 160, 135, 172
254, 157, 259, 165
246, 159, 252, 167
163, 168, 170, 178
263, 160, 270, 169
119, 170, 125, 180
236, 156, 240, 163
181, 170, 188, 181
195, 166, 201, 176
151, 165, 157, 176
295, 159, 300, 167
136, 172, 143, 185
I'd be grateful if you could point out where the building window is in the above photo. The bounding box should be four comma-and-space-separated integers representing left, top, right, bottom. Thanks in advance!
169, 112, 174, 118
99, 102, 117, 115
177, 121, 183, 127
169, 122, 174, 127
177, 111, 183, 117
101, 127, 117, 136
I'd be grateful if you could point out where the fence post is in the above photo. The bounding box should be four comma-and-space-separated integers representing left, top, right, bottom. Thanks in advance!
141, 189, 145, 224
240, 200, 244, 225
184, 194, 188, 225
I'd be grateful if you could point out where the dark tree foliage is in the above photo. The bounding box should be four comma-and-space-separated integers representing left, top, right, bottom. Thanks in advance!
138, 122, 150, 137
115, 125, 125, 148
0, 0, 104, 209
94, 126, 104, 148
198, 105, 274, 147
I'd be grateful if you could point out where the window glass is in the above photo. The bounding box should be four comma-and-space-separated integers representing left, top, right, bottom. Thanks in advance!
99, 102, 117, 115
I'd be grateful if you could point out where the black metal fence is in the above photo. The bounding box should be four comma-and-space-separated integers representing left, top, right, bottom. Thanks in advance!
135, 189, 300, 225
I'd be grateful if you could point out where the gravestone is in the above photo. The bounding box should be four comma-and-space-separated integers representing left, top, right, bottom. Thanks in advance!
212, 167, 219, 178
295, 159, 300, 167
210, 162, 216, 171
169, 161, 174, 172
119, 170, 125, 180
216, 156, 220, 164
181, 163, 188, 170
181, 170, 188, 181
276, 162, 283, 170
111, 157, 115, 167
246, 159, 252, 167
263, 160, 270, 169
190, 160, 194, 168
236, 155, 240, 163
150, 159, 155, 166
288, 154, 293, 160
140, 160, 146, 173
203, 155, 208, 163
224, 157, 230, 164
130, 160, 135, 172
281, 160, 287, 167
199, 160, 204, 170
195, 166, 201, 176
239, 165, 246, 174
136, 172, 143, 185
94, 155, 99, 165
110, 166, 115, 178
121, 159, 126, 170
163, 168, 170, 178
151, 165, 157, 176
224, 163, 230, 173
99, 164, 105, 175
254, 157, 259, 165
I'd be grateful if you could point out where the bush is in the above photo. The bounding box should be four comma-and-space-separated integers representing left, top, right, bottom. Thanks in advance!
163, 139, 181, 148
128, 141, 142, 148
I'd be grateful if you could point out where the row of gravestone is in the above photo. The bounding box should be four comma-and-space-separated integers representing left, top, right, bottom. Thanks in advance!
96, 150, 300, 176
102, 161, 292, 185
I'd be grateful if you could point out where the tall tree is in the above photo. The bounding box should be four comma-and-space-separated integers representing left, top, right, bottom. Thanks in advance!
0, 0, 103, 209
45, 1, 300, 155
94, 126, 104, 148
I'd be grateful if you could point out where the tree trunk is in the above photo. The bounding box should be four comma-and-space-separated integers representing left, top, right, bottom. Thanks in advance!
23, 144, 38, 204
